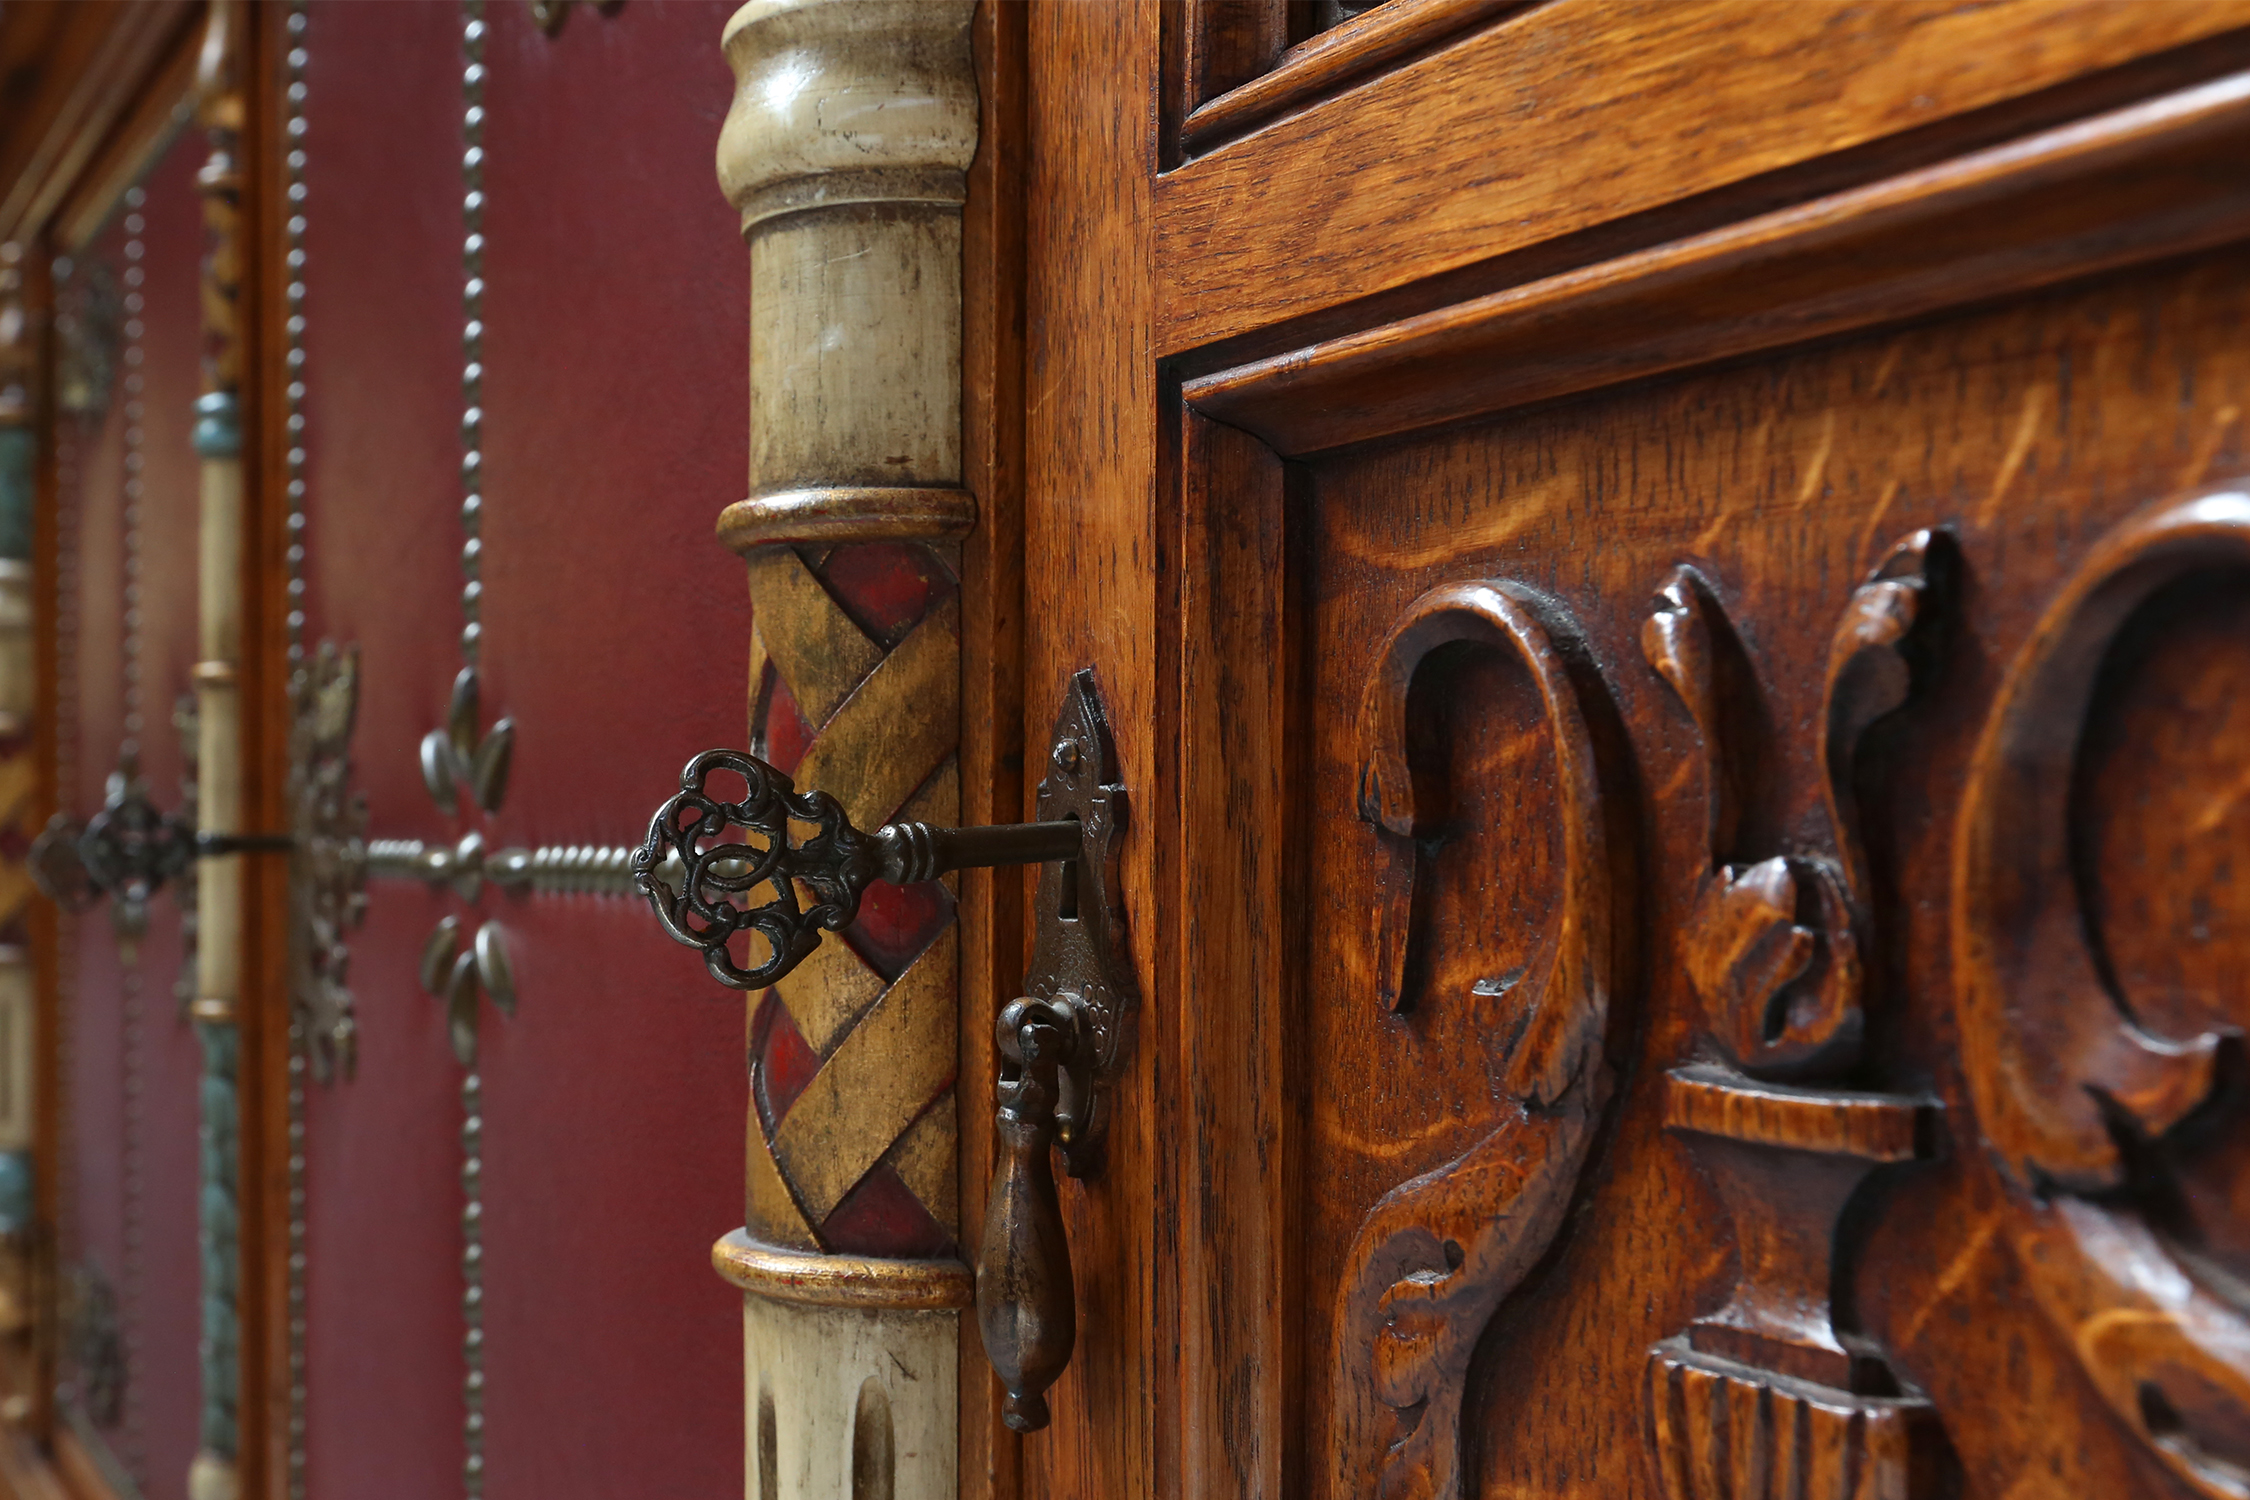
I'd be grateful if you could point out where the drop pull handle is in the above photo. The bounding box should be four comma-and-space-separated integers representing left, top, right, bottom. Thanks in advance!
633, 670, 1136, 1435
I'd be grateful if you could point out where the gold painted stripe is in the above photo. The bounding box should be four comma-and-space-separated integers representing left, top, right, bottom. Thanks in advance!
772, 927, 957, 1221
792, 592, 960, 831
718, 485, 975, 553
889, 1090, 958, 1235
774, 925, 885, 1060
711, 1229, 969, 1310
745, 615, 770, 744
743, 546, 883, 730
745, 1103, 820, 1252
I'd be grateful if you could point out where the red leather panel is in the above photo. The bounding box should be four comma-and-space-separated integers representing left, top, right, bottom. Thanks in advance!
299, 3, 747, 1494
297, 5, 484, 1494
59, 129, 206, 1494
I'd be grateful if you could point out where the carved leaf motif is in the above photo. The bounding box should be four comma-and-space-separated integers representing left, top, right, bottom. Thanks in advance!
1642, 537, 1942, 1079
1340, 580, 1627, 1500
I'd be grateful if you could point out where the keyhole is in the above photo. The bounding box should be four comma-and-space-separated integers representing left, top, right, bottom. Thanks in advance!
1058, 859, 1079, 921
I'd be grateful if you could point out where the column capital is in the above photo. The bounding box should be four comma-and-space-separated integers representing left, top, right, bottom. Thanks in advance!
717, 0, 977, 234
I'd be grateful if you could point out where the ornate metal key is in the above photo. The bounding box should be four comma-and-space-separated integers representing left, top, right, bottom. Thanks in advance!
634, 669, 1135, 1433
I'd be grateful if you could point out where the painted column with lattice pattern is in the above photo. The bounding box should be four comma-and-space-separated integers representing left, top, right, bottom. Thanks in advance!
714, 4, 977, 1497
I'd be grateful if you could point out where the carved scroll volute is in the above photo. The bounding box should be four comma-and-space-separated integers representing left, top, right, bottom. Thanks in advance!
1641, 535, 1940, 1078
1341, 580, 1629, 1500
1955, 493, 2250, 1497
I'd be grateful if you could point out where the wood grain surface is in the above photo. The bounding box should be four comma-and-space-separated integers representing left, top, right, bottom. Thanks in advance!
1156, 0, 2250, 356
1023, 2, 1167, 1496
1027, 2, 2250, 1497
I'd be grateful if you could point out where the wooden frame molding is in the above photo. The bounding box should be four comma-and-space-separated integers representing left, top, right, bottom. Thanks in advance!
1155, 0, 2250, 355
1184, 69, 2250, 455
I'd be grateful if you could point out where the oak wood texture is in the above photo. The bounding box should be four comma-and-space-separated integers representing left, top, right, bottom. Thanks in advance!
1177, 0, 1520, 155
1025, 3, 2250, 1496
1953, 493, 2250, 1499
1184, 70, 2250, 454
1337, 579, 1630, 1499
955, 0, 1030, 1487
1156, 0, 2250, 357
1023, 4, 1165, 1496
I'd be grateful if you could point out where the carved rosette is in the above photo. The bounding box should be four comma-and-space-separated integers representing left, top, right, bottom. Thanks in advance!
1638, 536, 1954, 1500
716, 3, 976, 1496
1954, 492, 2250, 1499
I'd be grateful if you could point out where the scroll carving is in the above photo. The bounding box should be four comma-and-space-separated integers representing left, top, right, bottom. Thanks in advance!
1955, 492, 2250, 1498
1337, 580, 1630, 1500
1641, 536, 1954, 1499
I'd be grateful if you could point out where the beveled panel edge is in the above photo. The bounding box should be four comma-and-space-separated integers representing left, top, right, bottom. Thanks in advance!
1178, 0, 1523, 155
1156, 0, 2250, 355
712, 1227, 974, 1309
716, 484, 977, 554
1184, 70, 2250, 457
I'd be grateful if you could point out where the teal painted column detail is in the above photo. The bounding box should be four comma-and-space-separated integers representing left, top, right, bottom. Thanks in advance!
195, 1020, 239, 1466
0, 425, 32, 561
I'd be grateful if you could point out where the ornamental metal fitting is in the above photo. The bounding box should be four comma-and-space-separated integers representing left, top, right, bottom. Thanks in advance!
32, 753, 291, 937
634, 747, 1084, 991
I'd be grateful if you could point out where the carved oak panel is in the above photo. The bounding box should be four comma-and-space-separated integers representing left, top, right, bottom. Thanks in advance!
1259, 247, 2250, 1497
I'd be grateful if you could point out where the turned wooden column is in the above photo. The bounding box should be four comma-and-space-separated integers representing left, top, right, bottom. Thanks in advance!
713, 3, 977, 1497
188, 6, 245, 1499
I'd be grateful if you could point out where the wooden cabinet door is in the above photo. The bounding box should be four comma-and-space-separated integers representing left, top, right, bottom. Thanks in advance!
1008, 4, 2250, 1497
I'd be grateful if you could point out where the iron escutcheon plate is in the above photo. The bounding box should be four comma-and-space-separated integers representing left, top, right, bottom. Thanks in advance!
1027, 668, 1136, 1179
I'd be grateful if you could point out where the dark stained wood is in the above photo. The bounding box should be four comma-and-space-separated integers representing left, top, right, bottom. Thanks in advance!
958, 0, 1030, 1489
1030, 0, 2250, 1470
1155, 0, 2250, 355
1335, 578, 1631, 1499
50, 20, 199, 255
1953, 494, 2250, 1499
1175, 0, 1291, 129
0, 0, 196, 247
1280, 247, 2250, 1499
